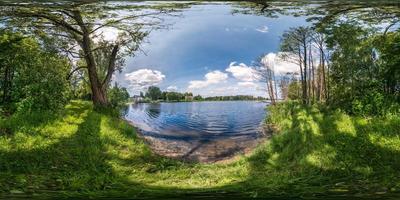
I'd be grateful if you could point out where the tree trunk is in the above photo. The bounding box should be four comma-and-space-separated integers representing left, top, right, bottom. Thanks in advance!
321, 49, 327, 101
297, 48, 306, 104
83, 40, 109, 107
310, 46, 315, 103
316, 53, 322, 102
90, 79, 108, 107
74, 10, 110, 107
303, 39, 308, 105
2, 63, 14, 112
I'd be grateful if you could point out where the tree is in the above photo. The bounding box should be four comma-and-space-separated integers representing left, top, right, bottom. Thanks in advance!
323, 22, 400, 115
165, 92, 183, 102
0, 2, 187, 107
146, 86, 162, 101
287, 81, 301, 100
279, 73, 292, 100
0, 31, 70, 114
255, 54, 278, 104
280, 26, 313, 104
311, 32, 329, 101
193, 95, 203, 101
108, 83, 130, 108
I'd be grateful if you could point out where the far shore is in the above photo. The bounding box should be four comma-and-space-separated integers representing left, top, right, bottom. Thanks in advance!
128, 99, 275, 104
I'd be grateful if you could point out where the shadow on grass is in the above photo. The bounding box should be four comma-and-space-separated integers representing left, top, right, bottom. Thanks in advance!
240, 103, 400, 198
1, 101, 400, 199
0, 106, 115, 194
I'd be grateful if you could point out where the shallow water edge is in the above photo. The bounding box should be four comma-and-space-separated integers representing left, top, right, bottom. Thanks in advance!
123, 115, 274, 163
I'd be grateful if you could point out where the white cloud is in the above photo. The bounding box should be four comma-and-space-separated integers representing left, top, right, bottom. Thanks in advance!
188, 70, 228, 89
260, 52, 299, 75
166, 85, 178, 92
205, 70, 228, 83
188, 80, 209, 89
186, 53, 298, 97
124, 69, 165, 92
256, 26, 269, 33
225, 27, 249, 32
91, 27, 120, 43
226, 62, 258, 82
238, 81, 258, 87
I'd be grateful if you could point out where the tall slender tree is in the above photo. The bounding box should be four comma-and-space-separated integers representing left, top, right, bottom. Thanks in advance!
280, 27, 313, 104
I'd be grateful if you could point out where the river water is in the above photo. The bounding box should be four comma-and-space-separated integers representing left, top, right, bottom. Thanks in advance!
124, 101, 268, 162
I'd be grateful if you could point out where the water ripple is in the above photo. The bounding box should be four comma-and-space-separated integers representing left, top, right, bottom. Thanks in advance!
125, 101, 267, 141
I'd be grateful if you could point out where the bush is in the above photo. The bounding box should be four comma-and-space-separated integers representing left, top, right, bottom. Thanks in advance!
107, 83, 130, 108
0, 32, 70, 114
287, 82, 301, 100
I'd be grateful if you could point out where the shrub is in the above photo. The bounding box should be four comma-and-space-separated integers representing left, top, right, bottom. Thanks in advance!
0, 32, 70, 114
107, 83, 130, 108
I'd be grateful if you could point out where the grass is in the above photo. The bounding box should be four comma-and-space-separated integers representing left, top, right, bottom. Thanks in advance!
0, 100, 399, 199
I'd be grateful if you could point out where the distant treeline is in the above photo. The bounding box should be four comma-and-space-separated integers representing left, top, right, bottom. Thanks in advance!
132, 86, 267, 102
202, 95, 266, 101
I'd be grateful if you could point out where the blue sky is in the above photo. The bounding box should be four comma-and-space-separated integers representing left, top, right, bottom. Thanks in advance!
114, 3, 309, 97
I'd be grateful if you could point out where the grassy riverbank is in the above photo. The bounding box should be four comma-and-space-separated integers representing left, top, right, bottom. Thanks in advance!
0, 100, 399, 198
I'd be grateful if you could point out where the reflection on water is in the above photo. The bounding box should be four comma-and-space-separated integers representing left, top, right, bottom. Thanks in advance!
125, 101, 268, 162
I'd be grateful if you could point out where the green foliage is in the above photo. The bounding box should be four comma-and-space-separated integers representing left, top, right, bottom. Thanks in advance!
0, 31, 70, 114
145, 86, 162, 101
287, 81, 301, 100
326, 22, 399, 115
1, 100, 399, 198
193, 95, 203, 101
165, 91, 183, 101
107, 83, 130, 108
265, 101, 400, 195
73, 81, 92, 101
375, 32, 400, 96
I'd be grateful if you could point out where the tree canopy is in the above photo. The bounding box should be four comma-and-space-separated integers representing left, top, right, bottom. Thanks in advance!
0, 1, 193, 107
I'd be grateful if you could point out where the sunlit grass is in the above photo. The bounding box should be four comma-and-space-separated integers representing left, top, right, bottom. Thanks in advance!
0, 100, 399, 198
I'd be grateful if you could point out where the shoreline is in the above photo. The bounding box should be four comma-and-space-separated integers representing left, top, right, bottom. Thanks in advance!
122, 116, 274, 164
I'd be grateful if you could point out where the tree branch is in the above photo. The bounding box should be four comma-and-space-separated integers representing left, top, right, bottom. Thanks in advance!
11, 10, 83, 36
384, 20, 399, 35
102, 44, 119, 87
66, 66, 87, 80
89, 11, 166, 34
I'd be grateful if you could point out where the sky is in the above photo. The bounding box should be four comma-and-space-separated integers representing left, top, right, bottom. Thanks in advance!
113, 3, 310, 97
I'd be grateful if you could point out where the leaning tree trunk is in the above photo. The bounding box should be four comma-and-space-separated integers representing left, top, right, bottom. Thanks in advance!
83, 42, 109, 107
74, 10, 111, 108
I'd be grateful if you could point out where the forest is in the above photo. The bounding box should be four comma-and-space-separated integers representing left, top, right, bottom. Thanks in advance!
0, 0, 399, 199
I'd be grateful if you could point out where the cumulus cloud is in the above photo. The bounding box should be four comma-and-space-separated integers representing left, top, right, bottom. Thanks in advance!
125, 69, 165, 91
226, 62, 258, 82
166, 85, 178, 92
205, 70, 228, 83
188, 70, 228, 89
260, 52, 299, 75
256, 25, 269, 33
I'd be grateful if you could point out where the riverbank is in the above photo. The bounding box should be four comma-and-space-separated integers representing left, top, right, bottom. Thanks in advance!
1, 100, 399, 199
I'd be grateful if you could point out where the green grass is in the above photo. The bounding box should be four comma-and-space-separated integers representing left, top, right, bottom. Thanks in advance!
0, 100, 399, 199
